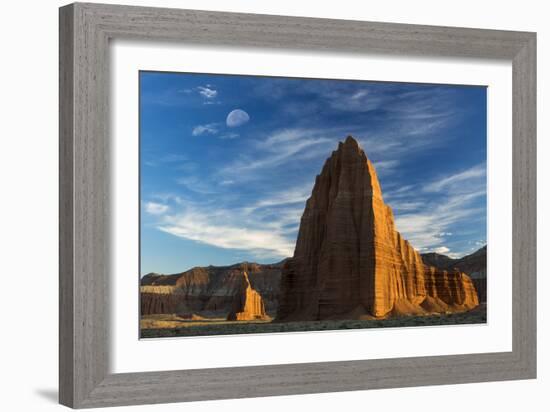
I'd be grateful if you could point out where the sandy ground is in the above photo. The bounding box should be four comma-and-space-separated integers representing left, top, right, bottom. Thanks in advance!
140, 314, 273, 330
140, 304, 486, 338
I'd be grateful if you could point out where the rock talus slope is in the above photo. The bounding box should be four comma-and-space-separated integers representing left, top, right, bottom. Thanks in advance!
277, 136, 478, 321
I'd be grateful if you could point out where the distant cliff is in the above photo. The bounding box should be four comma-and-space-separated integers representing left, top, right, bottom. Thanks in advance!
141, 262, 281, 317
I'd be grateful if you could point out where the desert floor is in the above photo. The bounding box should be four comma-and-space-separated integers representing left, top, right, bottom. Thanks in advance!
140, 304, 486, 338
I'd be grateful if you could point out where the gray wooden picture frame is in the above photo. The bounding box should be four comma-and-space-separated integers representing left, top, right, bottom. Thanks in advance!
59, 2, 536, 409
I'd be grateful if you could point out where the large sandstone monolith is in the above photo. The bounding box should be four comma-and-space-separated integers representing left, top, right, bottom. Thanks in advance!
227, 271, 269, 321
276, 136, 478, 321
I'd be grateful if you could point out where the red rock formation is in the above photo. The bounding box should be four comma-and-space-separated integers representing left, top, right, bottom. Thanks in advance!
227, 271, 269, 321
140, 262, 281, 316
140, 286, 182, 315
424, 266, 480, 310
422, 246, 487, 303
277, 136, 478, 321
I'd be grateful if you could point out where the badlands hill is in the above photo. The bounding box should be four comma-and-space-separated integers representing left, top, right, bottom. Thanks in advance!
141, 261, 281, 318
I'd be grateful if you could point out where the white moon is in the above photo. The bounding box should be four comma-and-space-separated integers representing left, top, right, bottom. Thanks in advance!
226, 109, 250, 127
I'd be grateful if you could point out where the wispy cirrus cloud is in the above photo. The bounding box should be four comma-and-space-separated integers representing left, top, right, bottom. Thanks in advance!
394, 190, 485, 252
389, 162, 486, 256
244, 184, 312, 211
423, 164, 486, 193
182, 84, 220, 104
192, 123, 219, 136
270, 85, 460, 174
372, 159, 400, 176
220, 128, 335, 176
144, 201, 169, 215
150, 189, 306, 259
143, 82, 220, 107
358, 115, 454, 159
197, 85, 218, 99
176, 175, 221, 195
158, 209, 295, 258
143, 153, 188, 167
219, 132, 239, 140
192, 125, 241, 139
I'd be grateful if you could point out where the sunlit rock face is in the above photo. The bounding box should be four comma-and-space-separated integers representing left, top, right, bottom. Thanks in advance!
227, 271, 269, 321
276, 136, 478, 321
422, 246, 486, 303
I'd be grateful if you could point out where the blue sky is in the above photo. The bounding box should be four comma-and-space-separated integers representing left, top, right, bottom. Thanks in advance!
140, 71, 487, 275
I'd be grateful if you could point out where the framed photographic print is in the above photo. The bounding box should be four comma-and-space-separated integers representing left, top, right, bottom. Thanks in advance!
59, 2, 536, 408
138, 72, 487, 339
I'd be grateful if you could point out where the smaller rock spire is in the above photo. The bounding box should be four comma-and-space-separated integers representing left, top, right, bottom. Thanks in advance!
227, 271, 269, 321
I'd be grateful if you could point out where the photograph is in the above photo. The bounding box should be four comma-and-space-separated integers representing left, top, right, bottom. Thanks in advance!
139, 71, 487, 338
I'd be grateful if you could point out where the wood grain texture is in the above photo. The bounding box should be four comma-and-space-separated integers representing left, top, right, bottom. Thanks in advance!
59, 2, 537, 408
59, 4, 74, 406
512, 35, 537, 375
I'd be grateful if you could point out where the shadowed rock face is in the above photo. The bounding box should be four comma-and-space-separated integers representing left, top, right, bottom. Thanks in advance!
140, 286, 181, 315
227, 272, 269, 321
276, 136, 479, 321
421, 253, 456, 269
